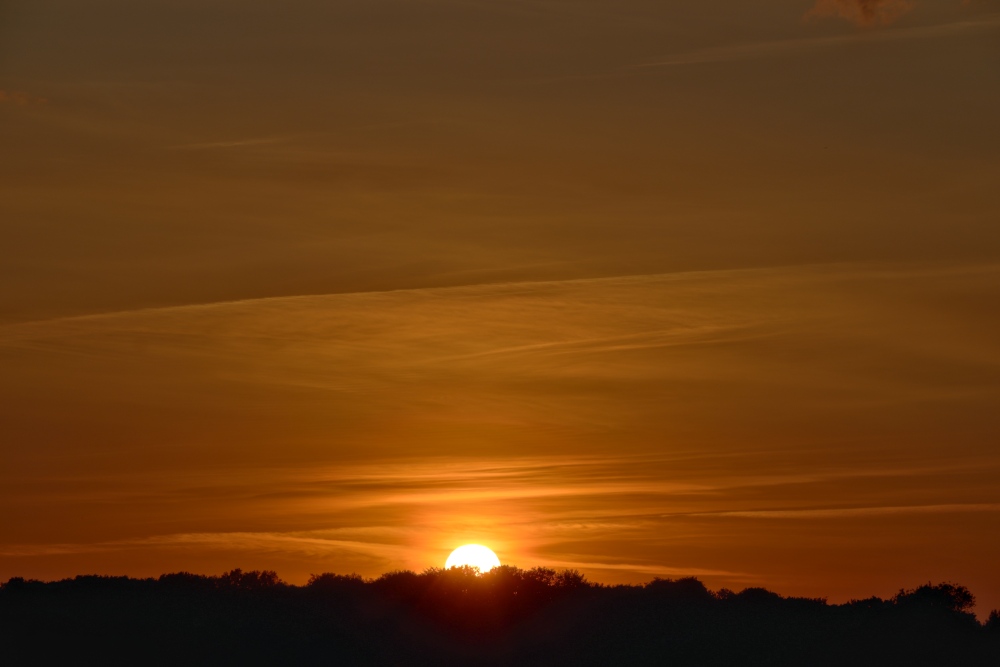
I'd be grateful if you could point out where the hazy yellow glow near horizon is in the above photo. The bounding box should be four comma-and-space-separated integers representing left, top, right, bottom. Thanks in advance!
1, 0, 999, 617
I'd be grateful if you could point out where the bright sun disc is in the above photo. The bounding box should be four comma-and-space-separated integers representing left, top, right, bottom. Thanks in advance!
445, 544, 501, 572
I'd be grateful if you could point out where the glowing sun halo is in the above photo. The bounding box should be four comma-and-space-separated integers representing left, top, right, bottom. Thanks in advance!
445, 544, 501, 572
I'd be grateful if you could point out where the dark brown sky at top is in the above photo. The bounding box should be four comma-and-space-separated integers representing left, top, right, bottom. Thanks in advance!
2, 0, 998, 322
1, 0, 999, 615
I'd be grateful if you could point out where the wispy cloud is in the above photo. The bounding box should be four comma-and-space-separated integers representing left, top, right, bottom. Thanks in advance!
807, 0, 915, 26
0, 90, 47, 106
168, 136, 290, 151
540, 558, 746, 578
0, 530, 408, 562
636, 13, 1000, 68
694, 503, 1000, 520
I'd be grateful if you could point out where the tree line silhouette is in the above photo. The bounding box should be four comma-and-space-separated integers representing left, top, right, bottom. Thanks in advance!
2, 566, 999, 665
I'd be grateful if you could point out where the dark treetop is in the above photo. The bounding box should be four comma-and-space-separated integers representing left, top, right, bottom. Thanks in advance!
3, 566, 999, 666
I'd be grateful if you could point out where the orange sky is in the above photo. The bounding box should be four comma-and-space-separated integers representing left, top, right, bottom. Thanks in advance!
2, 1, 999, 614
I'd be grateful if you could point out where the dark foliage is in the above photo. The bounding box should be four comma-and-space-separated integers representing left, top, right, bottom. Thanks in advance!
987, 610, 1000, 634
1, 568, 998, 666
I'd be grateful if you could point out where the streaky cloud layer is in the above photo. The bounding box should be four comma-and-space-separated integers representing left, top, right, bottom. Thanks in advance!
2, 264, 999, 605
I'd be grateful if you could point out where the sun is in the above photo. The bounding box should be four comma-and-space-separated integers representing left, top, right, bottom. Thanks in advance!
445, 544, 501, 572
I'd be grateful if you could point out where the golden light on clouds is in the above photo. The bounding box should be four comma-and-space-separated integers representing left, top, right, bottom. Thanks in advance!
2, 264, 999, 605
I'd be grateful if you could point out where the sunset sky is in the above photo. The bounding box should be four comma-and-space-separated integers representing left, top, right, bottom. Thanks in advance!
2, 1, 999, 613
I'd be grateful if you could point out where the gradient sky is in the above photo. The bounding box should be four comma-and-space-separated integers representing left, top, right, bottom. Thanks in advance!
2, 0, 999, 613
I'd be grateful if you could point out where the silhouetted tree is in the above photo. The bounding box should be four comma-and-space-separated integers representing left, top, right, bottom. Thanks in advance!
306, 572, 366, 591
524, 566, 557, 588
0, 576, 44, 592
985, 610, 1000, 634
219, 568, 283, 591
846, 596, 891, 611
371, 569, 421, 600
553, 569, 587, 589
646, 576, 713, 602
734, 586, 784, 605
158, 571, 215, 591
893, 583, 975, 614
714, 587, 736, 600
